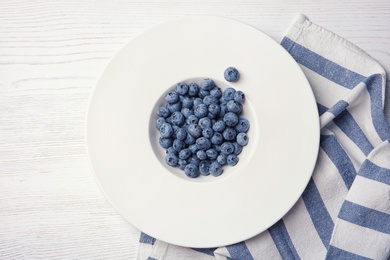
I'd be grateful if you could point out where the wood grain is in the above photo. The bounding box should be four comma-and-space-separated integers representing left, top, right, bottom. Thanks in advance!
0, 0, 389, 259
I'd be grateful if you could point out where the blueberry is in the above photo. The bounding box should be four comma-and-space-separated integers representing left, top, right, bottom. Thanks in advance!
227, 154, 239, 166
196, 150, 207, 160
210, 87, 222, 98
171, 111, 185, 126
192, 98, 203, 107
179, 148, 192, 160
206, 149, 218, 160
165, 91, 179, 104
184, 163, 199, 178
188, 144, 198, 154
212, 120, 226, 132
181, 108, 193, 118
166, 146, 177, 155
222, 127, 236, 141
178, 159, 187, 170
211, 132, 223, 145
237, 132, 249, 146
202, 127, 214, 138
159, 137, 173, 149
156, 117, 166, 130
188, 82, 199, 96
219, 103, 227, 117
223, 87, 236, 101
224, 67, 240, 82
167, 101, 181, 113
188, 155, 200, 167
173, 139, 186, 152
175, 127, 187, 141
186, 115, 199, 125
199, 89, 210, 98
181, 97, 193, 108
187, 123, 202, 138
196, 137, 212, 150
232, 142, 243, 155
203, 95, 218, 106
226, 100, 242, 114
223, 112, 239, 127
198, 117, 212, 130
235, 118, 250, 133
194, 104, 208, 118
165, 153, 179, 167
221, 142, 234, 155
217, 154, 227, 165
200, 78, 215, 91
209, 162, 223, 177
234, 90, 245, 103
176, 82, 189, 95
199, 161, 211, 176
159, 123, 173, 138
157, 106, 171, 118
172, 125, 179, 134
185, 133, 196, 145
208, 104, 221, 116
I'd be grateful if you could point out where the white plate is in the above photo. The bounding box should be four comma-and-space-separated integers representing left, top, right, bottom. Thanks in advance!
86, 16, 319, 248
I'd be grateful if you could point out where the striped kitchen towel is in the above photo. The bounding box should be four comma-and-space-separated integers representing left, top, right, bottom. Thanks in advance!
137, 15, 390, 260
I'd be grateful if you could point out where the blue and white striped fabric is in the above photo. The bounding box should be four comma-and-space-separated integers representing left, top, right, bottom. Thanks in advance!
137, 15, 390, 260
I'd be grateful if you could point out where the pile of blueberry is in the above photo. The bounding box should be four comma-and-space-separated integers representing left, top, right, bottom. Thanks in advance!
156, 68, 249, 178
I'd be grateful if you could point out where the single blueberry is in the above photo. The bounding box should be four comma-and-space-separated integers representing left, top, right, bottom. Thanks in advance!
232, 142, 243, 155
165, 153, 178, 167
175, 127, 187, 141
178, 159, 187, 170
220, 142, 234, 155
200, 78, 215, 91
224, 67, 240, 82
181, 96, 193, 109
192, 98, 203, 107
226, 100, 242, 114
209, 162, 223, 177
206, 148, 218, 160
188, 144, 198, 154
208, 104, 221, 116
167, 101, 181, 113
222, 87, 236, 101
188, 155, 200, 167
165, 91, 179, 104
203, 95, 218, 106
196, 137, 212, 150
188, 123, 202, 138
211, 132, 223, 145
157, 106, 171, 118
173, 139, 186, 152
185, 133, 196, 145
198, 117, 212, 130
181, 108, 193, 118
175, 82, 189, 95
198, 88, 210, 98
188, 82, 199, 96
184, 163, 199, 178
159, 123, 173, 138
235, 117, 250, 133
186, 114, 199, 125
210, 87, 222, 98
212, 120, 226, 132
202, 127, 214, 139
179, 148, 192, 160
234, 90, 245, 103
159, 137, 173, 149
236, 132, 249, 146
227, 154, 239, 166
194, 104, 208, 118
171, 111, 185, 126
199, 161, 211, 176
156, 117, 166, 130
166, 146, 177, 155
196, 150, 207, 160
217, 154, 227, 165
223, 127, 237, 141
223, 112, 239, 127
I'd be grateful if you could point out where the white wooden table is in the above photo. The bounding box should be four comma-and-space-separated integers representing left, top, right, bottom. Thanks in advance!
1, 1, 389, 259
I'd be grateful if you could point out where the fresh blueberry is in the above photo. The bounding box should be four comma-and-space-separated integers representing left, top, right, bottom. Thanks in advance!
224, 67, 240, 82
192, 98, 203, 107
176, 82, 189, 95
181, 108, 193, 118
185, 133, 196, 145
196, 150, 207, 160
188, 82, 199, 96
181, 96, 193, 108
212, 120, 226, 132
188, 123, 202, 138
209, 162, 223, 177
200, 78, 215, 91
179, 148, 192, 160
223, 112, 239, 127
217, 154, 227, 165
157, 106, 171, 118
235, 117, 250, 133
222, 87, 236, 101
236, 132, 249, 146
208, 104, 221, 116
196, 137, 212, 150
175, 127, 187, 141
210, 87, 222, 98
211, 132, 223, 145
171, 111, 185, 126
156, 117, 166, 130
198, 88, 210, 98
166, 146, 177, 155
165, 91, 179, 104
203, 95, 218, 106
186, 115, 199, 125
199, 161, 211, 176
220, 142, 234, 155
227, 154, 239, 166
159, 137, 173, 149
234, 90, 245, 103
232, 142, 243, 155
165, 153, 178, 167
167, 101, 181, 113
159, 123, 173, 138
188, 144, 198, 154
194, 104, 208, 118
206, 149, 218, 160
173, 139, 186, 152
226, 100, 242, 114
223, 127, 237, 141
178, 159, 187, 170
188, 155, 200, 167
184, 163, 199, 178
202, 127, 214, 138
198, 117, 212, 130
